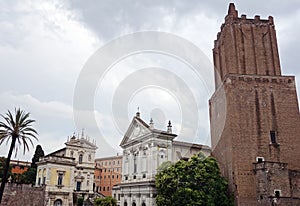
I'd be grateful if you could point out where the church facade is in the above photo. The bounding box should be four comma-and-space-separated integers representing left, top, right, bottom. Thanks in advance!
113, 112, 211, 206
210, 4, 300, 205
36, 135, 97, 206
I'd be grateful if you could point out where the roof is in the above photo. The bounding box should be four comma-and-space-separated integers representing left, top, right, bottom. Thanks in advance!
95, 155, 123, 161
45, 148, 66, 157
173, 140, 211, 151
119, 115, 177, 148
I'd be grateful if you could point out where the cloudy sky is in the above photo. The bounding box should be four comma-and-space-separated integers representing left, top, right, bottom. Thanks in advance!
0, 0, 299, 161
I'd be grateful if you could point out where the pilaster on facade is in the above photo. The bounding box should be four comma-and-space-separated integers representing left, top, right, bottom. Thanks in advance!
113, 112, 211, 206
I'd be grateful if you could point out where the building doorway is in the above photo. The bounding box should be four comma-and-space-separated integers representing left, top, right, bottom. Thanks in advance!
54, 199, 62, 206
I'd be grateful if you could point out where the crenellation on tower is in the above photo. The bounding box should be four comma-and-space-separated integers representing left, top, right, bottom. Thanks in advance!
213, 4, 281, 89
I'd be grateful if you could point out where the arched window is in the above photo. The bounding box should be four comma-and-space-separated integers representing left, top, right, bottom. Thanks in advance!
132, 202, 136, 206
79, 154, 83, 164
124, 202, 127, 206
88, 154, 91, 161
70, 151, 74, 157
54, 199, 62, 206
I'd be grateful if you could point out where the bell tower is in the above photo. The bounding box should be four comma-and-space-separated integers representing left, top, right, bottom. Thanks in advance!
210, 3, 300, 205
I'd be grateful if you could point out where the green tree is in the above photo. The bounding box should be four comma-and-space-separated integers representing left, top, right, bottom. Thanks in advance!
21, 145, 44, 184
21, 167, 37, 184
77, 197, 84, 206
94, 196, 117, 206
31, 145, 44, 169
0, 108, 38, 203
155, 153, 234, 206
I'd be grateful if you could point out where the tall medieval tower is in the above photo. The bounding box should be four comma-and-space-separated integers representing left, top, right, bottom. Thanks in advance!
210, 3, 300, 205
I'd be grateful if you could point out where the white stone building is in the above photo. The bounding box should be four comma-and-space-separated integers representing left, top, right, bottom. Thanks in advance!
113, 112, 211, 206
36, 134, 97, 206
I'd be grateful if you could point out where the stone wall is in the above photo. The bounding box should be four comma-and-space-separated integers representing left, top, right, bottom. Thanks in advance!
1, 183, 45, 206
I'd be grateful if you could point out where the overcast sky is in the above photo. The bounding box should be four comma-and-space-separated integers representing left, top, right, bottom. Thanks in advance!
0, 0, 299, 161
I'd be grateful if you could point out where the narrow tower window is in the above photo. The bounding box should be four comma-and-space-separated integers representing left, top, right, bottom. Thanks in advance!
274, 190, 281, 198
270, 131, 277, 144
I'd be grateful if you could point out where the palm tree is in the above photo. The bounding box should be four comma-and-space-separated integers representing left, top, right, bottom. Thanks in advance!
0, 108, 38, 203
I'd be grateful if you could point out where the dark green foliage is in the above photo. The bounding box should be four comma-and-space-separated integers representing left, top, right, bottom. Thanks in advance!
94, 196, 117, 206
20, 145, 45, 184
155, 153, 234, 206
31, 145, 44, 168
21, 167, 37, 184
77, 197, 84, 206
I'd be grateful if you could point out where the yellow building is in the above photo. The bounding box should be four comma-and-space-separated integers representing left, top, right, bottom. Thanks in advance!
36, 134, 97, 206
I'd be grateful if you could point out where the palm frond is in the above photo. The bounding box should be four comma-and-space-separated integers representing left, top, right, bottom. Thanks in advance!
0, 108, 38, 156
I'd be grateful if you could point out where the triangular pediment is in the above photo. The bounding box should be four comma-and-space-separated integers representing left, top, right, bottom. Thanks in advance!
120, 117, 152, 147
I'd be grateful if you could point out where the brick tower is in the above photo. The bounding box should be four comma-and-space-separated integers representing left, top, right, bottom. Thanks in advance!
210, 3, 300, 205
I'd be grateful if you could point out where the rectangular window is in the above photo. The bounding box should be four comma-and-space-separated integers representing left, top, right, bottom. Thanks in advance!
76, 181, 81, 191
256, 157, 264, 163
274, 190, 281, 198
79, 154, 83, 164
57, 173, 63, 185
270, 131, 277, 144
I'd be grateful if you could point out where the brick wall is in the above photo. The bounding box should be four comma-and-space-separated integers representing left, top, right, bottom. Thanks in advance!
0, 183, 45, 206
210, 4, 300, 205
